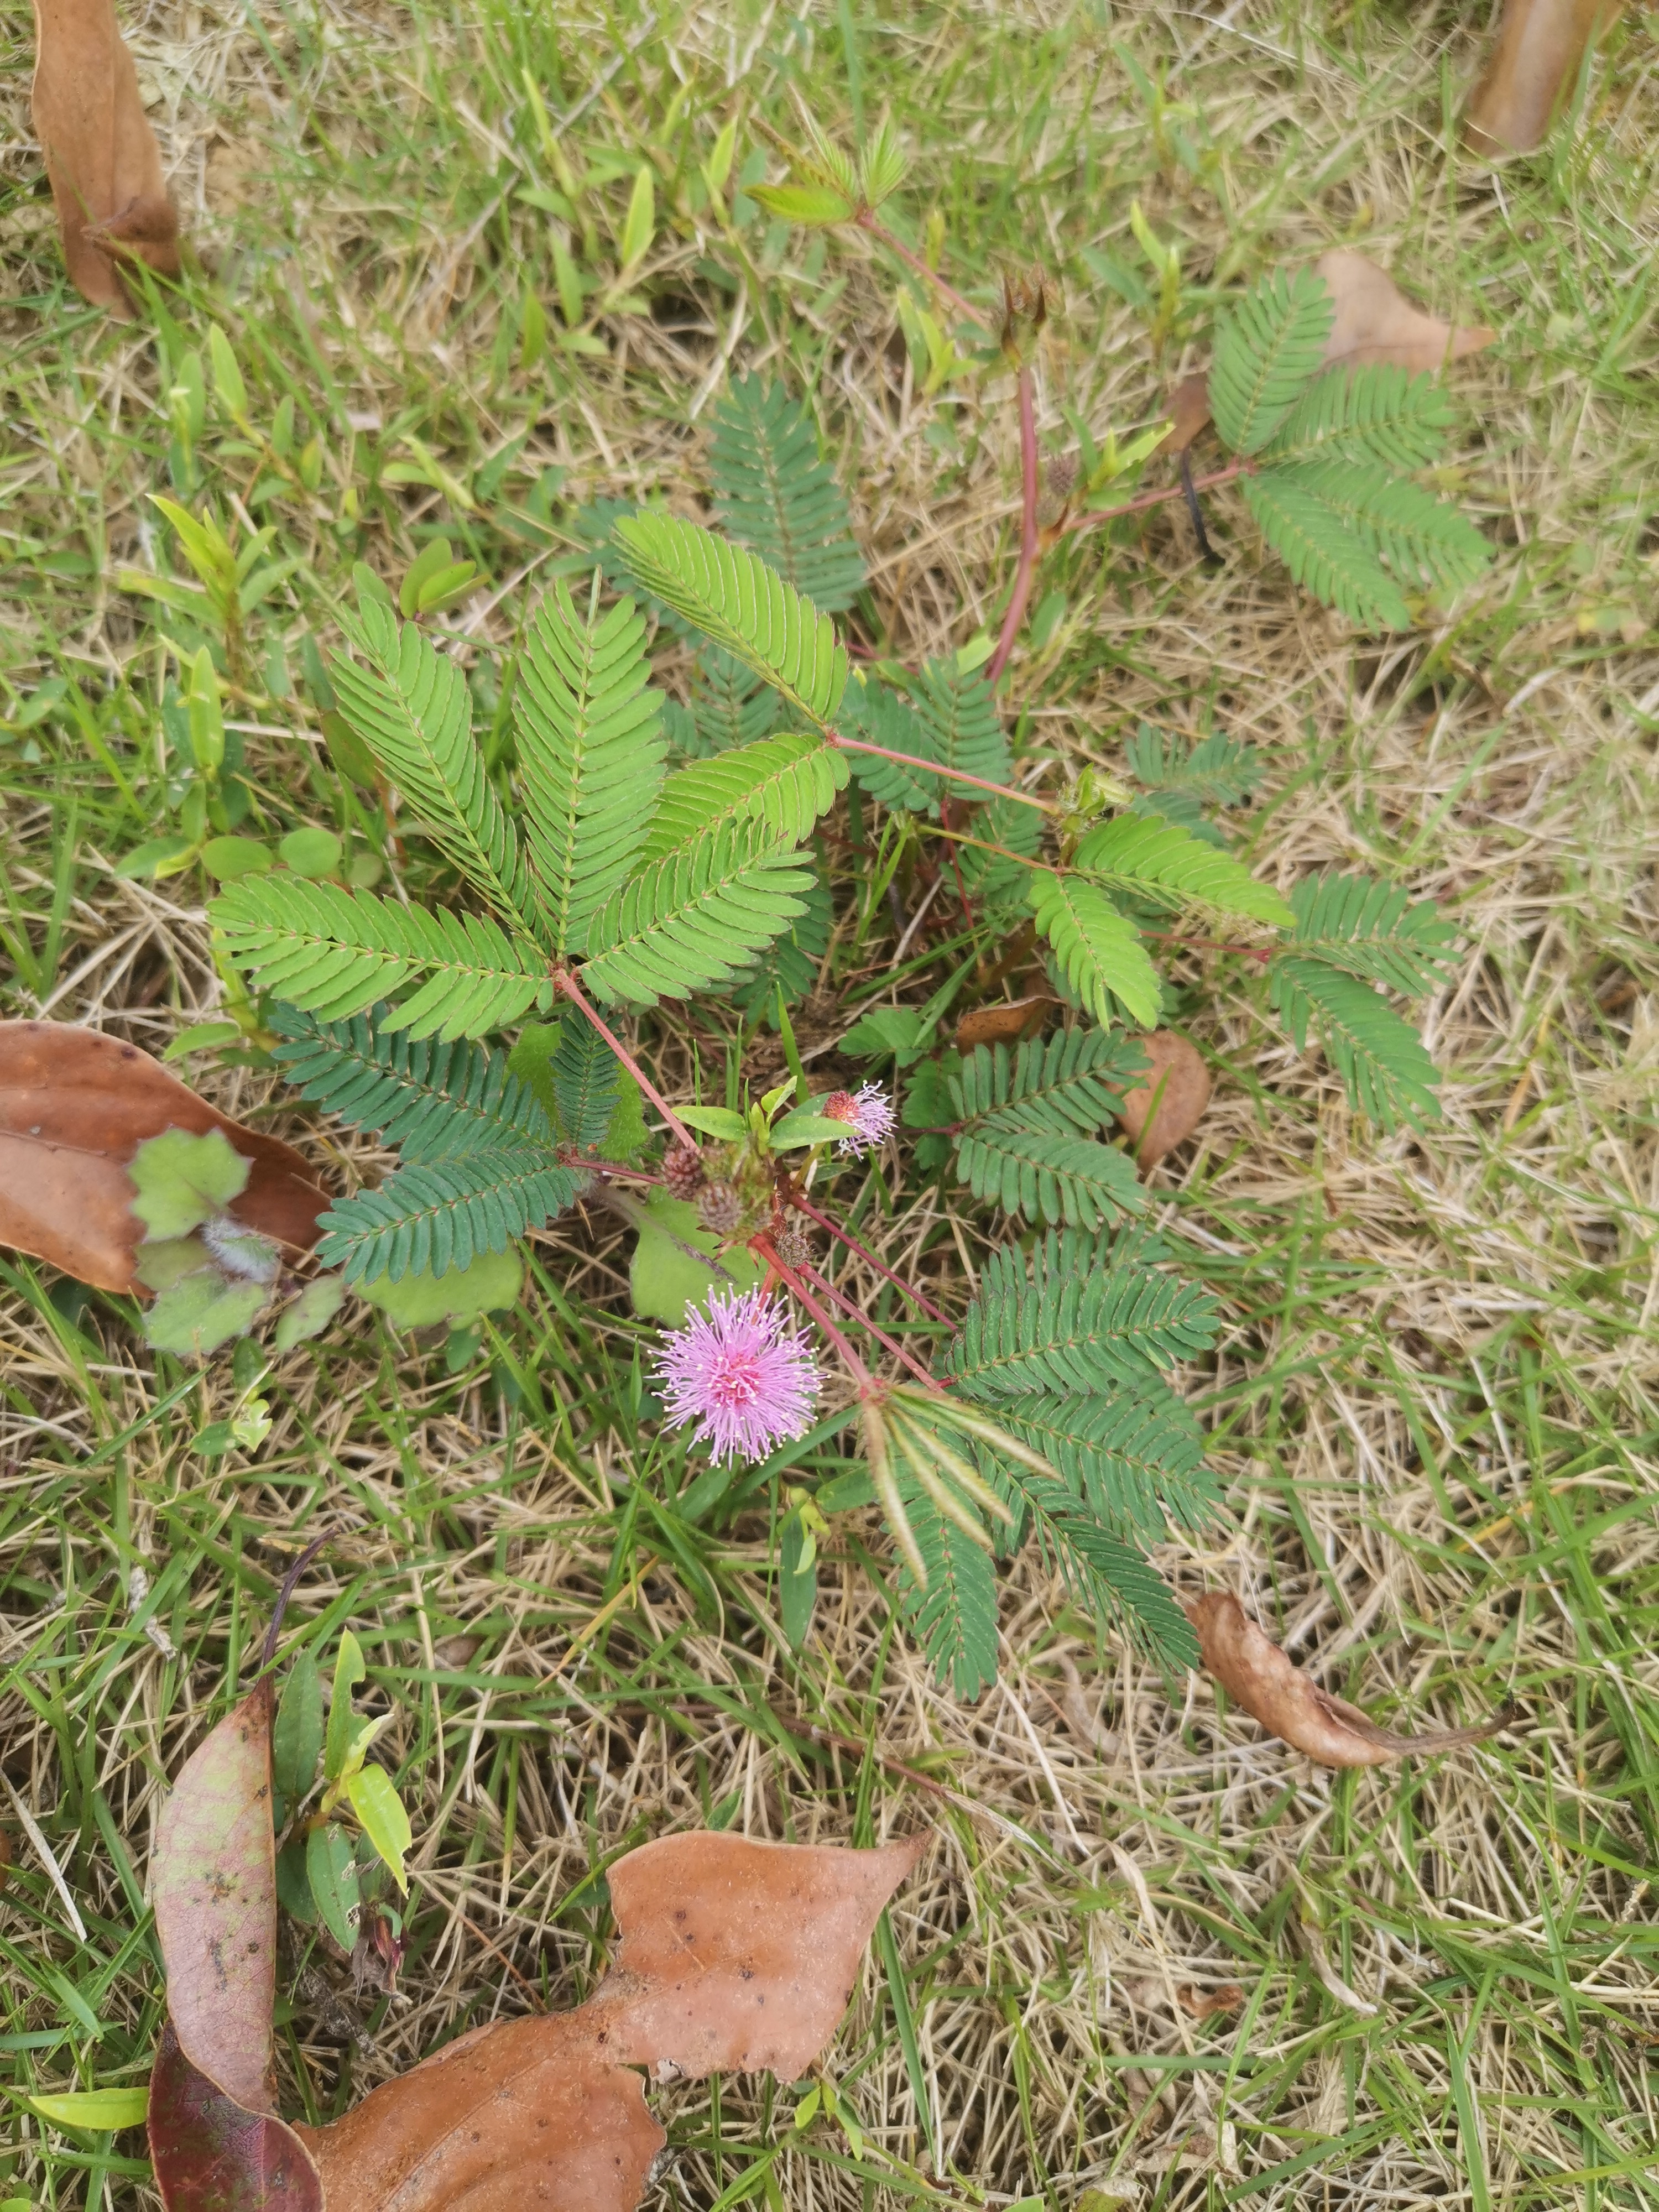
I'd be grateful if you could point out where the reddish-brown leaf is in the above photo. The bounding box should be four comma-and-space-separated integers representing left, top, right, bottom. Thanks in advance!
600, 1832, 925, 2078
28, 0, 180, 315
954, 994, 1053, 1048
295, 1832, 924, 2212
1315, 251, 1495, 373
1175, 1981, 1245, 2020
1465, 0, 1624, 155
1150, 372, 1214, 459
1116, 1031, 1211, 1170
298, 2015, 662, 2212
1188, 1592, 1515, 1768
149, 2025, 322, 2212
151, 1682, 279, 2115
0, 1023, 326, 1292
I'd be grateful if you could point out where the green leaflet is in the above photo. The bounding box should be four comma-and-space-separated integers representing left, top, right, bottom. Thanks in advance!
953, 1125, 1142, 1230
613, 513, 848, 728
947, 1025, 1147, 1227
894, 1474, 1000, 1699
1073, 812, 1295, 927
1027, 874, 1161, 1030
984, 1387, 1221, 1544
270, 1008, 553, 1159
513, 582, 665, 956
1261, 361, 1456, 471
212, 877, 546, 1040
639, 732, 847, 863
1287, 871, 1458, 995
1245, 461, 1490, 632
332, 603, 538, 933
1241, 470, 1411, 631
580, 818, 817, 1006
1210, 265, 1334, 456
316, 1150, 584, 1283
1269, 955, 1442, 1131
709, 377, 866, 614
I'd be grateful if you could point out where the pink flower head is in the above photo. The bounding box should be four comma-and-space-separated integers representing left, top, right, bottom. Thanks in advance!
823, 1081, 896, 1160
654, 1287, 822, 1464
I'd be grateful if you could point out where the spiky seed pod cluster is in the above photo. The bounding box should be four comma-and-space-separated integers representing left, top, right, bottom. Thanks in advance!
697, 1181, 744, 1236
772, 1218, 816, 1271
662, 1144, 707, 1201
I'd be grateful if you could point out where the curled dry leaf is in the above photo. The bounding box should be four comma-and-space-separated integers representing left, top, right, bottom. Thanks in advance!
1187, 1592, 1515, 1768
1465, 0, 1624, 156
1315, 251, 1495, 374
0, 1023, 327, 1292
1116, 1032, 1211, 1169
1150, 371, 1214, 460
954, 993, 1053, 1048
1175, 1981, 1244, 2021
29, 0, 180, 315
148, 1678, 923, 2212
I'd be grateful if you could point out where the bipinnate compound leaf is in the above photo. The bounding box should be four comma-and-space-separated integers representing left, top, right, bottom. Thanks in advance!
1027, 875, 1161, 1030
0, 1022, 326, 1292
150, 1683, 278, 2114
1209, 267, 1334, 455
709, 378, 866, 613
29, 0, 181, 315
1188, 1592, 1514, 1767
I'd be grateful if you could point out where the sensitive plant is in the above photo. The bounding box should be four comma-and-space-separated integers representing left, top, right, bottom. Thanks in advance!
84, 121, 1483, 1698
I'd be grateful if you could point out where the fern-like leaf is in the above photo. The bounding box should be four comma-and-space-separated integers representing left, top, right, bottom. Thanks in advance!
316, 1150, 583, 1283
948, 1028, 1147, 1228
613, 513, 847, 727
1125, 727, 1262, 808
270, 1009, 552, 1159
1288, 872, 1457, 995
1285, 460, 1491, 591
513, 583, 666, 956
548, 1015, 621, 1151
946, 1234, 1218, 1398
679, 648, 782, 757
1027, 875, 1161, 1030
1270, 954, 1441, 1129
331, 603, 538, 935
1073, 812, 1294, 927
212, 878, 546, 1039
709, 378, 866, 614
731, 871, 834, 1016
983, 1388, 1220, 1544
1011, 1481, 1198, 1667
894, 1474, 1000, 1698
581, 820, 817, 1005
837, 676, 938, 812
953, 1027, 1146, 1132
953, 1125, 1143, 1229
1210, 267, 1335, 456
1241, 469, 1412, 630
639, 733, 847, 863
1262, 361, 1456, 471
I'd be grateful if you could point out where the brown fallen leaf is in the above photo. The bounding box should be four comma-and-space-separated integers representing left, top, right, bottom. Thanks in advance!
1315, 251, 1495, 374
1465, 0, 1624, 156
29, 0, 180, 315
1175, 1981, 1244, 2020
1151, 371, 1214, 460
1116, 1031, 1211, 1169
150, 1670, 922, 2212
1187, 1591, 1516, 1768
151, 1681, 279, 2115
0, 1023, 327, 1292
954, 993, 1053, 1048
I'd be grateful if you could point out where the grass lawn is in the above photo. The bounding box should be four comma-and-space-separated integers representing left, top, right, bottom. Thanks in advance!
3, 0, 1658, 2205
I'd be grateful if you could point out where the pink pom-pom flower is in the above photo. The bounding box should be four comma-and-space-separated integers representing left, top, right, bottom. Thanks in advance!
822, 1082, 896, 1160
654, 1287, 822, 1464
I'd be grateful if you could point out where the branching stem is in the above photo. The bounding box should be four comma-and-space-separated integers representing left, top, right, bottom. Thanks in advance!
752, 1236, 874, 1388
787, 1191, 953, 1326
798, 1261, 946, 1394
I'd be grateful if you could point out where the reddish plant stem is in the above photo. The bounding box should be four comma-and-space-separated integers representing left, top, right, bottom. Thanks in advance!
855, 210, 993, 333
987, 366, 1040, 687
1060, 458, 1252, 538
798, 1260, 945, 1394
832, 732, 1057, 816
752, 1235, 875, 1389
788, 1190, 952, 1326
1148, 933, 1274, 963
555, 969, 695, 1150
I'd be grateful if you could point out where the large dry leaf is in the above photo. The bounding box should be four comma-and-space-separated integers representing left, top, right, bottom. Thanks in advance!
29, 0, 180, 314
149, 2026, 322, 2212
1116, 1031, 1211, 1170
1465, 0, 1624, 156
1315, 251, 1495, 373
0, 1023, 326, 1292
151, 1682, 279, 2114
1188, 1592, 1513, 1768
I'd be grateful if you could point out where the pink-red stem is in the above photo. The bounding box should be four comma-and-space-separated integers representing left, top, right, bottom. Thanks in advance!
789, 1191, 952, 1325
1061, 458, 1251, 538
753, 1237, 875, 1389
832, 732, 1055, 815
556, 969, 696, 1151
855, 210, 993, 334
799, 1261, 945, 1394
987, 366, 1040, 687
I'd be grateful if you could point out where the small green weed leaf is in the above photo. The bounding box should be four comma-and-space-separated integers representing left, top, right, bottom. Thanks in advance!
677, 1105, 748, 1141
130, 1126, 250, 1240
279, 828, 343, 879
749, 181, 856, 225
780, 1510, 817, 1650
770, 1109, 859, 1150
114, 833, 199, 880
143, 1270, 269, 1355
273, 1274, 346, 1352
325, 1631, 366, 1783
163, 1021, 246, 1061
619, 164, 655, 269
306, 1822, 361, 1948
132, 1235, 211, 1291
207, 326, 248, 418
273, 1652, 323, 1812
201, 836, 274, 881
346, 1764, 412, 1893
24, 2087, 150, 2130
629, 1192, 764, 1324
359, 1245, 524, 1327
275, 1835, 318, 1923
